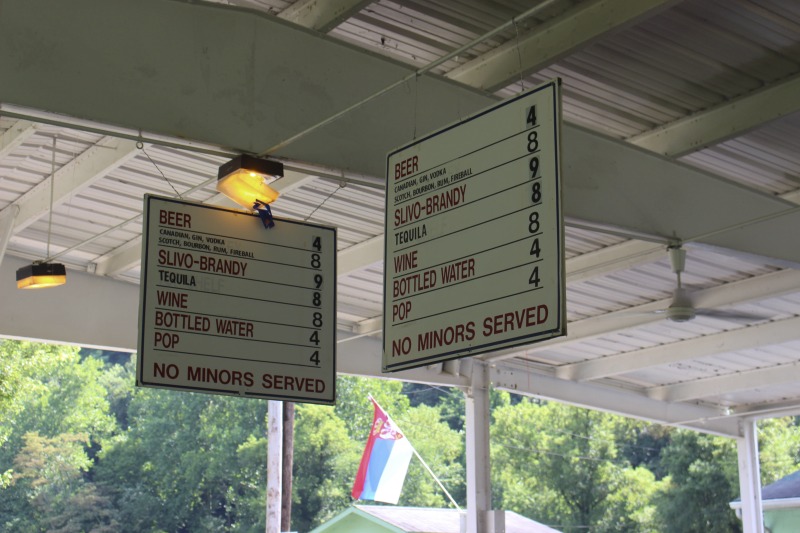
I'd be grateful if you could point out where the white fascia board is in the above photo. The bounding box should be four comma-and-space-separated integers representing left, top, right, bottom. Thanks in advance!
0, 119, 36, 159
562, 125, 800, 265
491, 361, 741, 437
0, 0, 495, 171
560, 314, 800, 381
278, 0, 372, 33
629, 72, 800, 157
0, 205, 20, 267
92, 238, 143, 278
446, 0, 680, 92
337, 333, 470, 387
731, 497, 800, 511
351, 316, 382, 335
496, 268, 800, 364
782, 189, 800, 204
649, 363, 800, 403
337, 234, 383, 276
564, 239, 665, 284
6, 137, 138, 232
0, 255, 139, 351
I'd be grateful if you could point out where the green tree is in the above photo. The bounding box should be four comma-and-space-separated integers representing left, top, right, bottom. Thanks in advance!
402, 383, 465, 431
292, 403, 361, 532
757, 417, 800, 484
97, 355, 136, 430
334, 376, 410, 442
0, 341, 117, 532
655, 418, 800, 533
617, 423, 672, 479
95, 387, 269, 532
10, 432, 121, 532
654, 430, 741, 533
492, 399, 659, 532
397, 403, 465, 508
13, 433, 92, 507
595, 466, 662, 532
0, 342, 116, 453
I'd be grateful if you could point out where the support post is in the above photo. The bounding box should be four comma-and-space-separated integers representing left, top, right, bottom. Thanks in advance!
281, 402, 294, 533
736, 420, 764, 533
266, 400, 283, 533
464, 361, 491, 533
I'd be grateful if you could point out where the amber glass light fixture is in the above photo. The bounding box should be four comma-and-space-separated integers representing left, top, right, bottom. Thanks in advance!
17, 136, 67, 289
16, 262, 66, 289
217, 154, 283, 209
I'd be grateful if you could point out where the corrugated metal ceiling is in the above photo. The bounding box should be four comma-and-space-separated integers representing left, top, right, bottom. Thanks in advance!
2, 0, 800, 428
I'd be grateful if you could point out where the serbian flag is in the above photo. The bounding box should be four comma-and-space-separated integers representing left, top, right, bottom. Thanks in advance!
351, 398, 414, 504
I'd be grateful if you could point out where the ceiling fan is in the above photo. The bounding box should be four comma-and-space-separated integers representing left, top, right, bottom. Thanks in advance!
655, 245, 769, 323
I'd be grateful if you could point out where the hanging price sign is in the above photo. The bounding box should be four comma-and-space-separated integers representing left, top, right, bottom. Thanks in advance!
383, 80, 565, 372
138, 195, 336, 404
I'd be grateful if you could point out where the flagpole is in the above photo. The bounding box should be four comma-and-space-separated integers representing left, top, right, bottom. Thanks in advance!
410, 447, 462, 512
368, 395, 462, 512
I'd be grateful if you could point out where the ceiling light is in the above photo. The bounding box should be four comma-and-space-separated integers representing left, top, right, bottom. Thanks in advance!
217, 154, 283, 209
17, 136, 66, 289
16, 262, 66, 289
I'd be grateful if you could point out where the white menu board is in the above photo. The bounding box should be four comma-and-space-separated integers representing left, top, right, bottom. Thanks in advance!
138, 195, 336, 404
383, 80, 565, 372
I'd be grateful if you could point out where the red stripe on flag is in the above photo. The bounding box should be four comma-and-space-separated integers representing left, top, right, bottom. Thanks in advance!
351, 399, 384, 499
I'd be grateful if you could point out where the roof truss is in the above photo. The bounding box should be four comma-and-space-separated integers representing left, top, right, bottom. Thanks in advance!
1, 0, 799, 437
445, 0, 681, 92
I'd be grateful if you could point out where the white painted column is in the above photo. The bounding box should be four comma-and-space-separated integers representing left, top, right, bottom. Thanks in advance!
465, 361, 491, 533
266, 400, 283, 533
736, 420, 764, 533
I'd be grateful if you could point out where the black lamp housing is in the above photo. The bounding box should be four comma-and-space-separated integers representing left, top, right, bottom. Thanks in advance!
217, 155, 284, 181
16, 262, 67, 289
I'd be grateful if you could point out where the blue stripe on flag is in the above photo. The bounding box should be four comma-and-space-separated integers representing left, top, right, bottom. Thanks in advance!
360, 439, 394, 500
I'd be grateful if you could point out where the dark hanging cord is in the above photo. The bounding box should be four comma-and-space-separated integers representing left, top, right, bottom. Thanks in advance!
513, 16, 525, 93
45, 135, 57, 261
138, 139, 183, 199
413, 73, 419, 140
304, 181, 345, 222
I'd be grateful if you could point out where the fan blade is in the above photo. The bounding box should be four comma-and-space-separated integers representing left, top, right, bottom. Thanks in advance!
694, 308, 771, 322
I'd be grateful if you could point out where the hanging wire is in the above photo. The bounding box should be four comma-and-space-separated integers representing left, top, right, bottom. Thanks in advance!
413, 73, 419, 140
259, 0, 562, 157
139, 140, 183, 199
45, 135, 57, 261
38, 1, 561, 264
304, 180, 346, 222
46, 174, 218, 263
513, 16, 526, 93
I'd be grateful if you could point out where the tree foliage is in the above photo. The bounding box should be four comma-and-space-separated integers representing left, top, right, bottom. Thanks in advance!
654, 431, 741, 533
492, 399, 664, 532
292, 404, 360, 532
95, 387, 269, 532
3, 340, 800, 532
0, 341, 117, 531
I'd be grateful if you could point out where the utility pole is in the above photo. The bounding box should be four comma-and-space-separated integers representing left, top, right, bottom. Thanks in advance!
281, 402, 295, 532
266, 400, 283, 533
